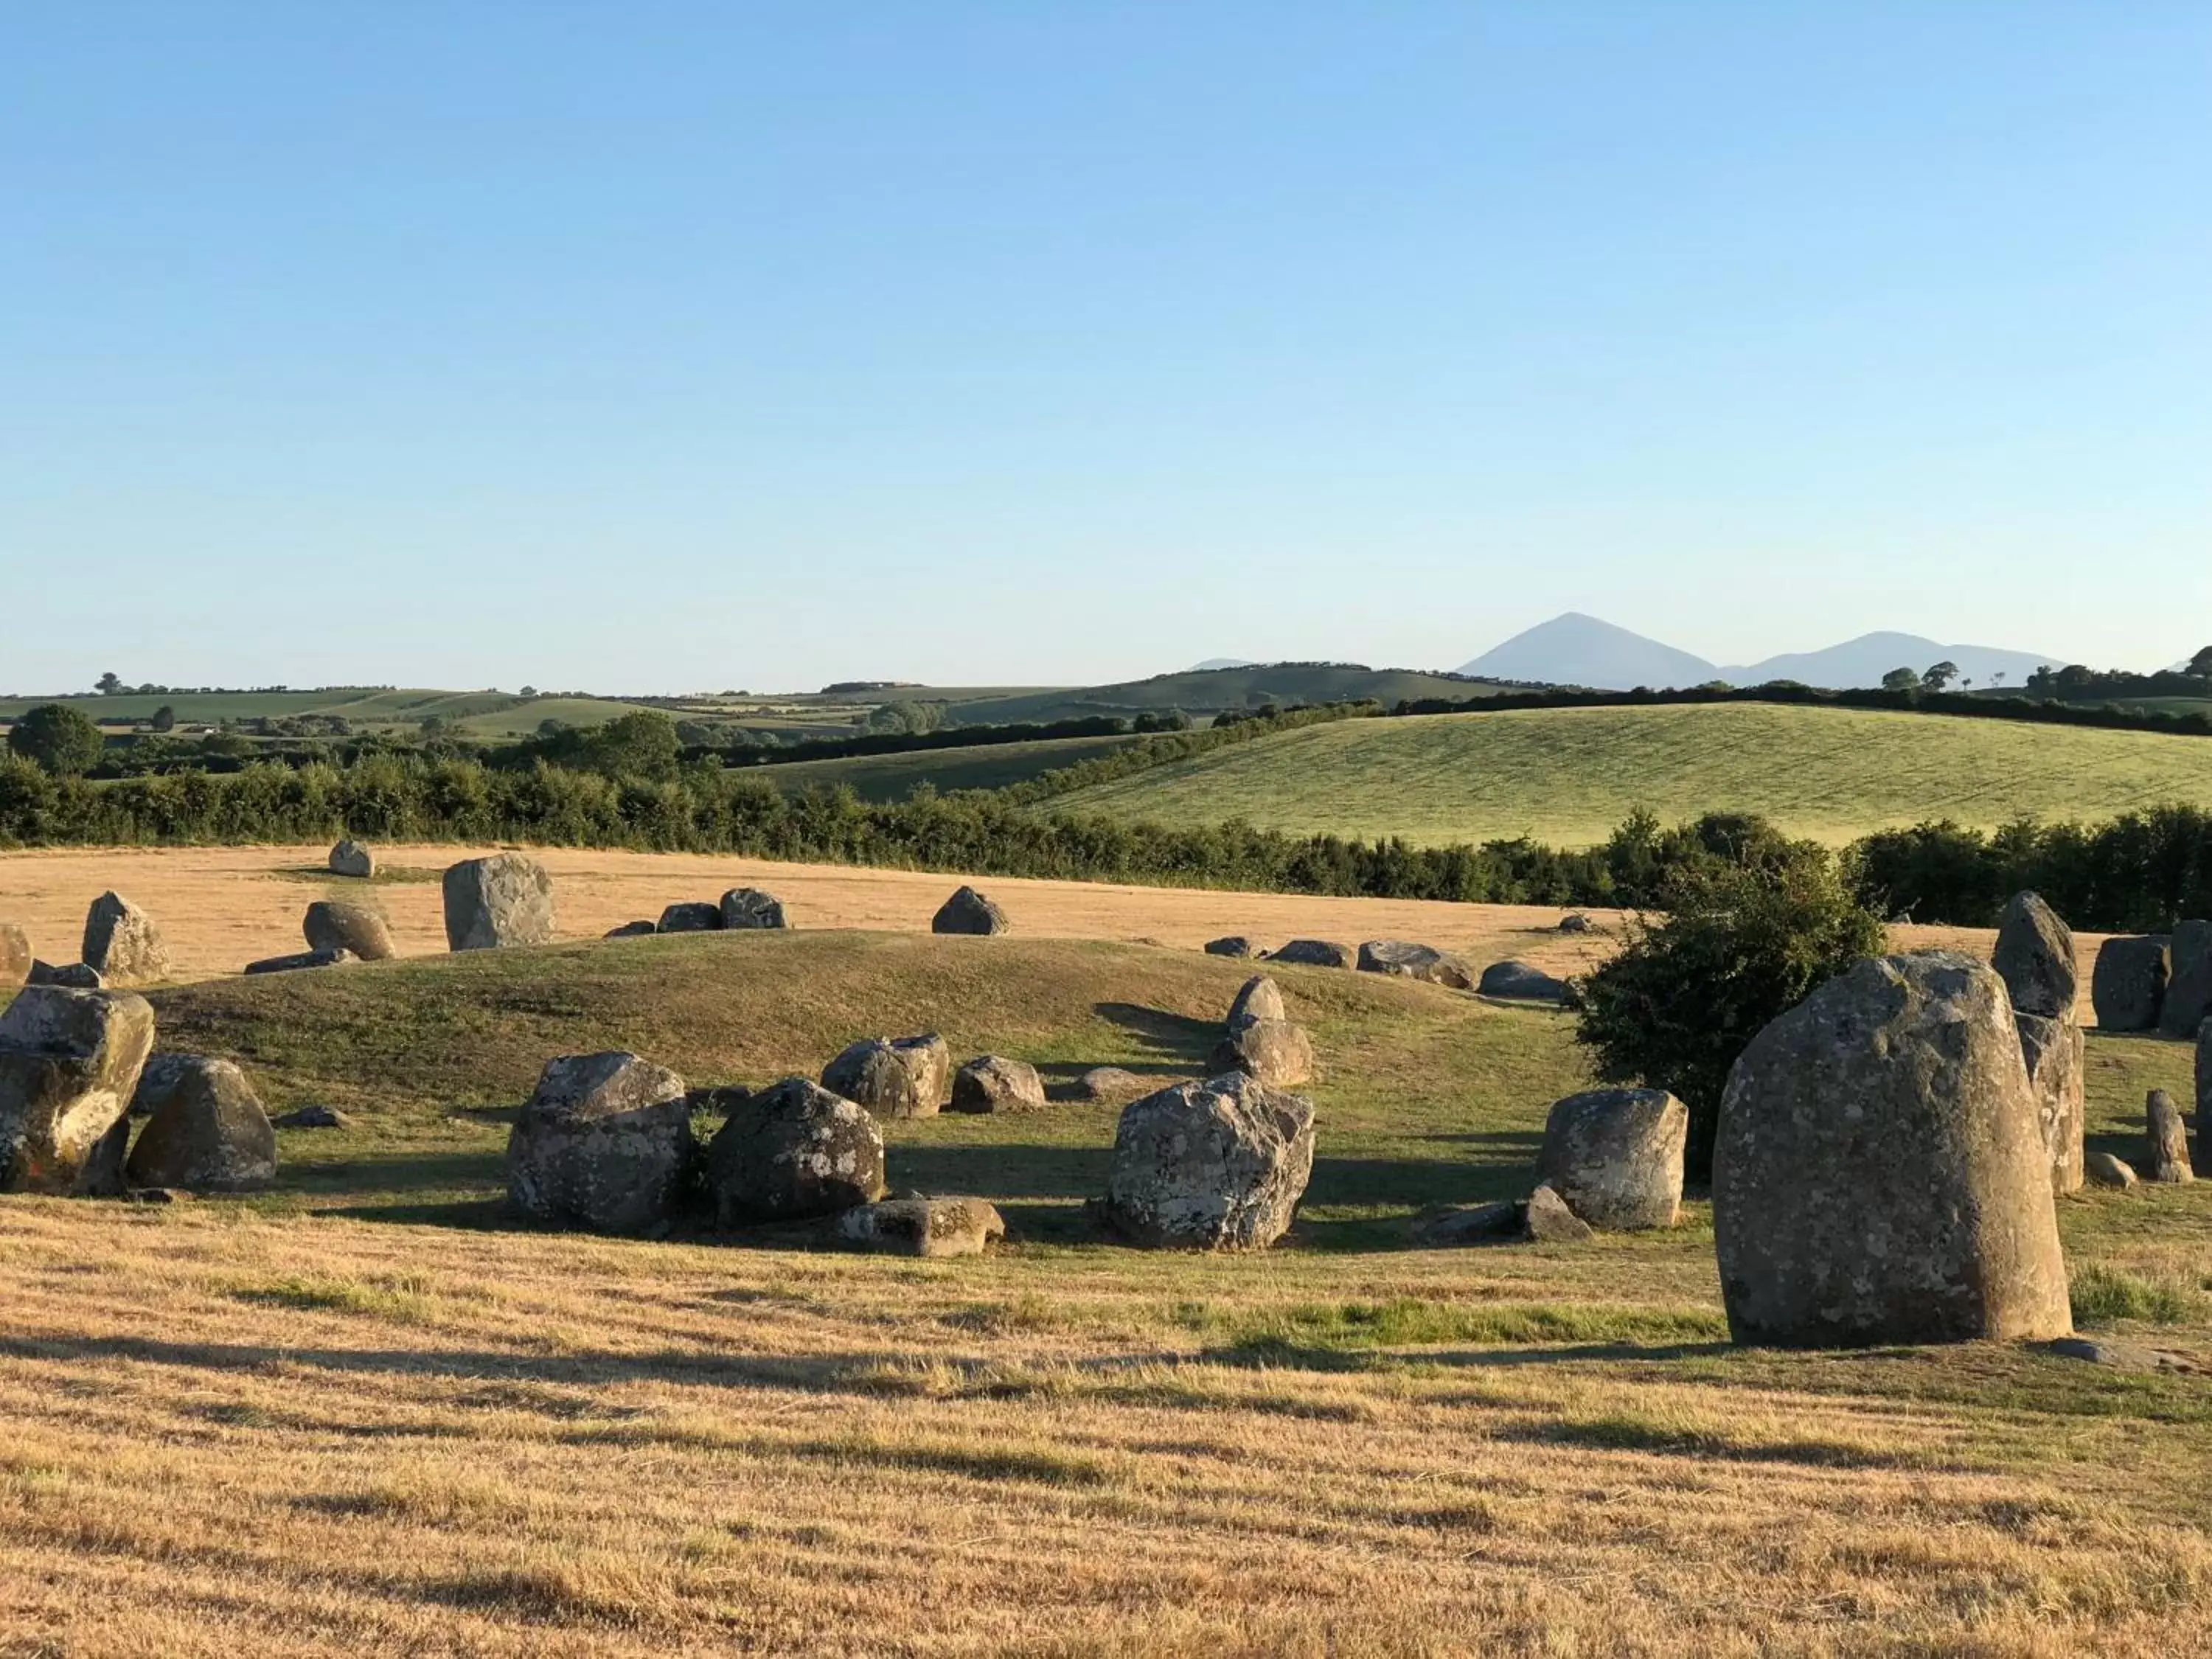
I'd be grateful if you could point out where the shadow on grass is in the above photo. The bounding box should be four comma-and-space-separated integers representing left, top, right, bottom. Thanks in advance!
1092, 1001, 1220, 1068
1206, 1337, 1733, 1372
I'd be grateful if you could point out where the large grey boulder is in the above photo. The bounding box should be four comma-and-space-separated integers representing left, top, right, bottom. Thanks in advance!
328, 839, 376, 879
720, 888, 788, 930
1992, 891, 2077, 1018
1226, 973, 1285, 1032
29, 961, 102, 990
1071, 1065, 1147, 1102
949, 1055, 1046, 1113
2091, 936, 2168, 1032
245, 948, 356, 975
836, 1197, 1006, 1258
2160, 921, 2212, 1040
1102, 1071, 1315, 1250
2087, 1151, 2139, 1189
2016, 1012, 2086, 1194
656, 902, 723, 933
1357, 940, 1476, 990
931, 886, 1007, 936
0, 987, 157, 1195
821, 1034, 952, 1119
1537, 1088, 1687, 1230
1479, 960, 1569, 1002
1204, 936, 1256, 959
506, 1052, 692, 1234
442, 854, 557, 951
1270, 939, 1352, 970
707, 1077, 886, 1225
303, 900, 397, 961
1525, 1183, 1595, 1243
2146, 1090, 2194, 1184
2198, 1019, 2212, 1142
125, 1056, 276, 1192
80, 892, 170, 985
1206, 1018, 1315, 1088
1713, 953, 2071, 1346
0, 922, 29, 998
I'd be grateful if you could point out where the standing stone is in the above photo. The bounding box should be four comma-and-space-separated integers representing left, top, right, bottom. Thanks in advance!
1992, 891, 2078, 1018
0, 987, 157, 1195
2016, 1012, 2086, 1194
0, 922, 30, 998
303, 900, 397, 961
821, 1034, 953, 1119
442, 853, 557, 951
505, 1052, 692, 1234
328, 839, 376, 879
2160, 920, 2212, 1040
949, 1055, 1046, 1113
2145, 1090, 2194, 1184
2091, 937, 2169, 1032
1479, 960, 1569, 1002
1102, 1072, 1315, 1250
2198, 1019, 2212, 1143
1270, 939, 1352, 969
720, 888, 788, 930
1525, 1183, 1595, 1242
706, 1077, 886, 1225
931, 886, 1008, 936
31, 962, 103, 990
1558, 913, 1594, 934
1537, 1087, 1688, 1230
2087, 1151, 2140, 1189
836, 1197, 1006, 1258
655, 902, 723, 933
80, 893, 170, 986
1207, 1018, 1315, 1088
1226, 973, 1286, 1032
1204, 936, 1256, 959
125, 1056, 276, 1192
1357, 940, 1476, 990
1713, 954, 2071, 1346
1071, 1066, 1147, 1102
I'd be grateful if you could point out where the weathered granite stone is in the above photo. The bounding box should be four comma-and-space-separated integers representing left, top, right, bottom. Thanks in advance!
505, 1051, 692, 1234
1070, 1066, 1148, 1102
1479, 960, 1569, 1002
720, 888, 788, 930
1558, 913, 1594, 934
80, 892, 170, 985
2199, 1018, 2212, 1143
327, 839, 375, 879
244, 948, 356, 975
2015, 1012, 2087, 1194
655, 901, 723, 933
1713, 953, 2072, 1346
1226, 974, 1285, 1032
1357, 940, 1476, 990
822, 1034, 953, 1119
604, 920, 658, 939
1270, 939, 1352, 969
0, 987, 156, 1195
125, 1056, 276, 1192
1204, 936, 1257, 959
1537, 1087, 1687, 1230
0, 922, 29, 998
29, 961, 102, 990
2146, 1089, 2194, 1184
1206, 1018, 1315, 1088
272, 1104, 350, 1130
1525, 1183, 1594, 1243
949, 1055, 1046, 1113
706, 1077, 886, 1225
442, 853, 556, 951
303, 900, 397, 961
931, 886, 1007, 936
2091, 936, 2169, 1032
1102, 1072, 1315, 1250
2160, 920, 2212, 1040
1992, 891, 2078, 1019
835, 1196, 1005, 1257
2087, 1151, 2139, 1189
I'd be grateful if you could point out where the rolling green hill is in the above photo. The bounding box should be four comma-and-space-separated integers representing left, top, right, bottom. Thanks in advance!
742, 732, 1143, 801
943, 664, 1520, 726
1043, 702, 2212, 847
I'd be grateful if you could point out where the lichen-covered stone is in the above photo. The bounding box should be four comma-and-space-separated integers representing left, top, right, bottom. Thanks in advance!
2087, 1151, 2139, 1189
821, 1034, 953, 1119
2014, 1011, 2085, 1194
1206, 1018, 1315, 1088
1357, 940, 1476, 990
2160, 920, 2212, 1040
1714, 954, 2071, 1346
506, 1052, 692, 1234
949, 1055, 1046, 1113
1525, 1183, 1594, 1242
125, 1056, 276, 1192
1992, 891, 2078, 1019
1203, 936, 1256, 959
2198, 1019, 2211, 1143
244, 948, 356, 975
2146, 1090, 2194, 1184
1558, 913, 1593, 934
1102, 1071, 1315, 1250
1226, 974, 1285, 1031
1071, 1066, 1147, 1102
931, 886, 1007, 936
303, 900, 397, 961
720, 888, 788, 930
0, 987, 157, 1195
656, 901, 723, 933
328, 839, 375, 879
29, 962, 102, 990
707, 1077, 886, 1225
836, 1196, 1005, 1257
80, 892, 170, 985
1537, 1087, 1687, 1230
2091, 936, 2168, 1032
442, 853, 556, 951
0, 922, 29, 998
1478, 960, 1568, 1002
1270, 939, 1352, 969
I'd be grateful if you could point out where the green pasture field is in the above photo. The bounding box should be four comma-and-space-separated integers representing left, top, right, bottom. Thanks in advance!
741, 732, 1142, 801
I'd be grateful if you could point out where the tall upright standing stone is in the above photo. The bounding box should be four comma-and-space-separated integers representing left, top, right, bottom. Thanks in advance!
1713, 954, 2071, 1346
1993, 892, 2085, 1194
0, 922, 30, 999
2160, 920, 2212, 1040
2091, 936, 2169, 1032
0, 987, 157, 1195
2015, 1012, 2086, 1194
1992, 891, 2076, 1019
2145, 1090, 2194, 1184
80, 893, 171, 986
442, 854, 557, 951
2197, 1019, 2212, 1144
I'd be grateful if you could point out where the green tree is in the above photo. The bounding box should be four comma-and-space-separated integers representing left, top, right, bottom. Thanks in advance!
7, 703, 108, 775
584, 710, 683, 779
149, 704, 176, 732
1879, 667, 1920, 692
1573, 851, 1885, 1182
94, 672, 123, 695
1921, 661, 1960, 690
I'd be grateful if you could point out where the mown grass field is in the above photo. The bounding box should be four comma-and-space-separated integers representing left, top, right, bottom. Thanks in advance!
1048, 703, 2212, 848
743, 732, 1143, 801
4, 931, 2209, 1655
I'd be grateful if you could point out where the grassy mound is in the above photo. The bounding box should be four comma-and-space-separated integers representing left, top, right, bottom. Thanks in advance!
1045, 702, 2212, 847
742, 732, 1142, 801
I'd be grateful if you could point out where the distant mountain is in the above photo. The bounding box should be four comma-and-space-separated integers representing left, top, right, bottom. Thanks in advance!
1724, 633, 2062, 690
1455, 613, 1719, 691
1189, 657, 1259, 672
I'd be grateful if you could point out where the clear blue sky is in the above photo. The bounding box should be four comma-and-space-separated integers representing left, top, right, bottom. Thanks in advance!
4, 2, 2206, 695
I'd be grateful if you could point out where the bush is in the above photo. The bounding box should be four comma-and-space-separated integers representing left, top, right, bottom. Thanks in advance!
6, 703, 107, 776
1573, 849, 1886, 1183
